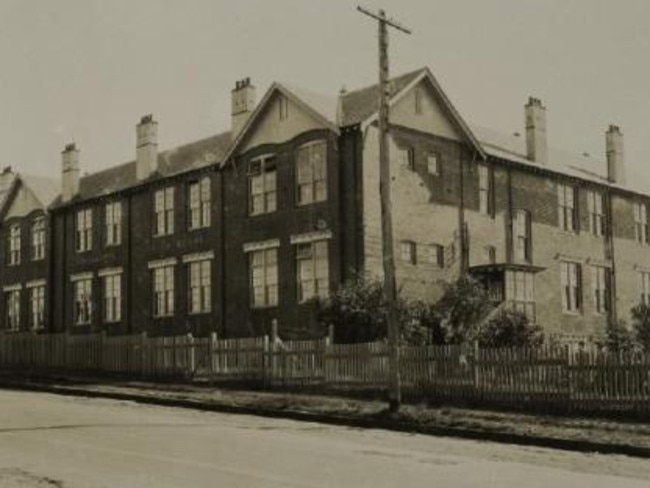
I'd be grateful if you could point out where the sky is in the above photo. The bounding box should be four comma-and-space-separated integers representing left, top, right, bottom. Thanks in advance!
1, 0, 650, 190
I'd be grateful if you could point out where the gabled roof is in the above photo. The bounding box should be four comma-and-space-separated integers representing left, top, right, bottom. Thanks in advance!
220, 83, 339, 168
54, 131, 232, 205
20, 174, 60, 207
340, 67, 486, 159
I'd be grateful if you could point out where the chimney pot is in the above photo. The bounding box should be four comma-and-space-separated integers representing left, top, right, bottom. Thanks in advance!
61, 143, 80, 202
231, 77, 256, 137
525, 96, 548, 165
136, 114, 158, 181
606, 124, 625, 184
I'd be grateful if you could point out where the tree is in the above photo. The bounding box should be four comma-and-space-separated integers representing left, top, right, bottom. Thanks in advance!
631, 303, 650, 350
477, 310, 543, 348
602, 317, 637, 353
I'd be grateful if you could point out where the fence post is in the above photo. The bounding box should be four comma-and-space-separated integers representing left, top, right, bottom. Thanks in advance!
64, 329, 71, 371
473, 340, 480, 394
187, 332, 195, 378
263, 334, 270, 388
327, 323, 334, 344
140, 331, 148, 377
209, 331, 217, 376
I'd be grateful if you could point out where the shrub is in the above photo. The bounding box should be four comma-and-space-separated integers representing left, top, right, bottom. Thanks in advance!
631, 303, 650, 350
429, 275, 492, 344
314, 276, 414, 343
477, 310, 543, 348
603, 318, 638, 353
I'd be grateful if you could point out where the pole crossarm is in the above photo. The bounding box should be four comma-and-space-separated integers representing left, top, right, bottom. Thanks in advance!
356, 5, 412, 35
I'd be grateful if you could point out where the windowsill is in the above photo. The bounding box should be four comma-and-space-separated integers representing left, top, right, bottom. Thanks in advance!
73, 322, 91, 327
562, 310, 582, 316
188, 310, 212, 316
75, 249, 92, 254
31, 258, 45, 262
251, 305, 278, 310
188, 225, 210, 232
152, 233, 174, 239
295, 200, 328, 208
248, 212, 276, 218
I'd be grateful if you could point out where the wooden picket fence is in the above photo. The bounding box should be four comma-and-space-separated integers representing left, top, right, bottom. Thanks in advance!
1, 331, 650, 413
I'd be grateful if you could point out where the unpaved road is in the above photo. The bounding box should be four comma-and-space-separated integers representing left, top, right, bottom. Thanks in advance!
0, 389, 649, 487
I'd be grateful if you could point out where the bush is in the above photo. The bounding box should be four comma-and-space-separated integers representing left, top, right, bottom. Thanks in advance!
603, 318, 638, 353
477, 310, 543, 347
631, 303, 650, 350
428, 275, 492, 344
314, 276, 416, 343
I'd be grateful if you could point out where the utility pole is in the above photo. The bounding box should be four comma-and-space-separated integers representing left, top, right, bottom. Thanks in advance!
357, 6, 411, 413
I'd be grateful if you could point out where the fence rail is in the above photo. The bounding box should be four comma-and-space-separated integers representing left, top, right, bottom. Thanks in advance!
1, 331, 650, 413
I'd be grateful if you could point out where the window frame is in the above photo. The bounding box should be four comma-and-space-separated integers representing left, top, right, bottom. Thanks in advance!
7, 224, 21, 265
513, 209, 531, 263
248, 155, 277, 216
104, 201, 122, 247
591, 265, 610, 315
557, 184, 577, 232
31, 217, 46, 261
296, 240, 329, 303
249, 247, 278, 309
188, 177, 211, 230
152, 265, 175, 318
75, 208, 93, 253
587, 190, 605, 237
188, 260, 212, 314
296, 141, 328, 206
634, 201, 649, 244
153, 187, 175, 237
29, 285, 45, 330
73, 278, 93, 326
102, 274, 122, 323
400, 240, 417, 265
5, 289, 21, 331
560, 261, 582, 314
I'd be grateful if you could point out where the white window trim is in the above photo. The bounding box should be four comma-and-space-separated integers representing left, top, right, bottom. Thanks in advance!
70, 272, 94, 283
243, 239, 280, 253
98, 267, 123, 278
289, 230, 332, 245
25, 279, 46, 289
182, 251, 215, 264
3, 283, 22, 293
148, 257, 178, 270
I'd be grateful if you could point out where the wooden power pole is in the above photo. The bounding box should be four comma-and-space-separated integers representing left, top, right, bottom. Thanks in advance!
357, 6, 411, 413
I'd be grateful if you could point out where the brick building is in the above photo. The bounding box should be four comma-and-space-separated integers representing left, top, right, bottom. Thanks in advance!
2, 66, 649, 340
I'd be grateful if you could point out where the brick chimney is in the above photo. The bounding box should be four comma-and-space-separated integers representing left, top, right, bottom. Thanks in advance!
231, 78, 256, 137
525, 97, 548, 165
61, 143, 80, 203
136, 114, 158, 181
606, 124, 625, 185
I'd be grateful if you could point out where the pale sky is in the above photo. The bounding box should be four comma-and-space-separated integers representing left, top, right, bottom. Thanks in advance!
1, 0, 650, 190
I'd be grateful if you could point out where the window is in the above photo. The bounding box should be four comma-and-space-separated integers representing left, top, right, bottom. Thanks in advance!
296, 241, 329, 302
7, 225, 20, 265
103, 274, 121, 323
428, 244, 444, 268
105, 201, 122, 246
73, 279, 92, 325
248, 156, 277, 216
505, 270, 535, 320
153, 187, 174, 236
279, 94, 289, 121
479, 164, 492, 215
188, 260, 211, 314
485, 245, 496, 264
414, 86, 423, 114
560, 261, 582, 313
634, 202, 648, 244
250, 248, 278, 308
640, 271, 650, 305
5, 289, 20, 331
401, 240, 417, 264
592, 266, 610, 315
152, 266, 175, 317
296, 141, 327, 205
557, 184, 576, 232
587, 190, 604, 237
405, 147, 416, 171
31, 217, 45, 260
29, 285, 45, 330
188, 178, 211, 230
76, 208, 93, 252
513, 209, 531, 263
427, 154, 439, 176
